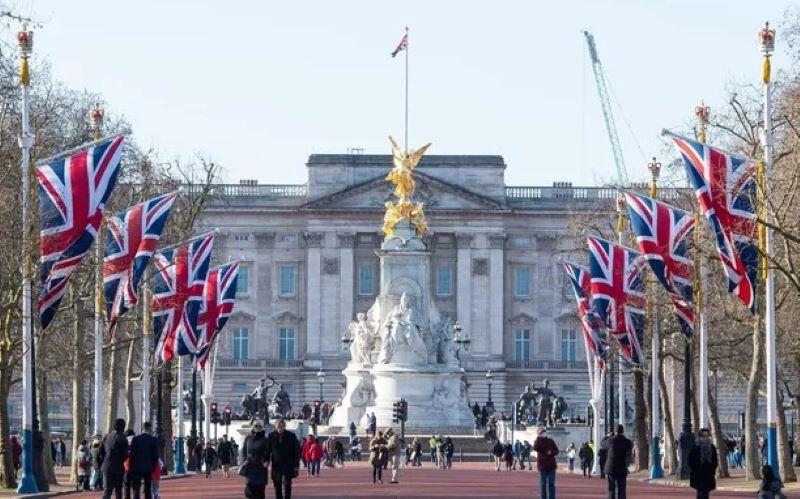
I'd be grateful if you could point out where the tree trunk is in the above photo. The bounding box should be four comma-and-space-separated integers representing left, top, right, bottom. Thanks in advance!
707, 378, 730, 478
69, 289, 85, 485
36, 367, 57, 485
632, 368, 649, 471
690, 333, 700, 431
124, 337, 136, 431
105, 339, 121, 432
0, 340, 16, 488
776, 385, 797, 481
660, 357, 678, 474
746, 318, 764, 480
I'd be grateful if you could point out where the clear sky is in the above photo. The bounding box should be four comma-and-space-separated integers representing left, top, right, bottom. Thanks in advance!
23, 0, 791, 186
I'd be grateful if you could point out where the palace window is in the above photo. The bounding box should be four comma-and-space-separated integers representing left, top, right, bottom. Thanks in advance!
561, 329, 577, 362
513, 236, 532, 248
279, 266, 296, 295
233, 233, 250, 242
515, 267, 532, 297
233, 327, 249, 360
237, 266, 250, 294
279, 328, 296, 360
435, 265, 453, 296
278, 234, 297, 245
514, 329, 532, 361
358, 265, 374, 296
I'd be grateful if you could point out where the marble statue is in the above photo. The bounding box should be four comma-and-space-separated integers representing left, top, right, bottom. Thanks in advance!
348, 312, 376, 364
436, 316, 457, 365
378, 293, 427, 364
270, 384, 292, 419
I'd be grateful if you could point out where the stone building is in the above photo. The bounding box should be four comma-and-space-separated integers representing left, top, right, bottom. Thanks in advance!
197, 152, 629, 420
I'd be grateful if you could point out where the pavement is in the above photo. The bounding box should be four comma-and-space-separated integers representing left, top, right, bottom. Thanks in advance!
53, 462, 774, 498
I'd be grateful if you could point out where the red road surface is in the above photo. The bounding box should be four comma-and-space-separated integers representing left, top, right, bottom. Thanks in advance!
72, 462, 758, 498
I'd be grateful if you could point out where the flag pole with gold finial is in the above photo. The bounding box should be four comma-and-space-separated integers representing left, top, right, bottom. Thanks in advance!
694, 102, 710, 430
90, 106, 105, 439
647, 157, 665, 479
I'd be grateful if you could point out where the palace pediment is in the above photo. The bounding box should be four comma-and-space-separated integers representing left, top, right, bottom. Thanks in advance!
303, 172, 506, 212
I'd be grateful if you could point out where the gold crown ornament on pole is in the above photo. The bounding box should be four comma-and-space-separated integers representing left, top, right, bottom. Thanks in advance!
382, 136, 432, 237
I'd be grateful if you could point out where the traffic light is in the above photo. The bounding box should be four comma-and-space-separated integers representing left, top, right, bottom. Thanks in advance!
224, 406, 232, 425
211, 401, 220, 424
514, 402, 525, 424
392, 400, 400, 424
313, 400, 321, 424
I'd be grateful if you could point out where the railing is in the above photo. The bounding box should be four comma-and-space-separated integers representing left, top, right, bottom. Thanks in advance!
203, 184, 307, 198
507, 359, 586, 370
505, 186, 687, 201
217, 358, 304, 368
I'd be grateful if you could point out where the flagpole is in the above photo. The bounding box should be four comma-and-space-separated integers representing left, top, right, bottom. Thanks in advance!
142, 282, 151, 426
16, 26, 38, 494
758, 22, 779, 475
176, 356, 186, 475
404, 26, 409, 153
615, 197, 626, 435
91, 107, 106, 438
695, 102, 711, 431
648, 158, 665, 479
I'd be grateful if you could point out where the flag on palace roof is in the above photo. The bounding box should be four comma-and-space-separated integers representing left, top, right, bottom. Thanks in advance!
623, 191, 696, 335
103, 192, 178, 333
196, 261, 240, 371
152, 233, 214, 365
37, 135, 124, 330
560, 261, 608, 367
665, 131, 758, 313
587, 236, 647, 365
391, 31, 408, 57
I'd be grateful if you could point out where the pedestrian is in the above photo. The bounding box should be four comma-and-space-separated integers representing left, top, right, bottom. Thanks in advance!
202, 441, 217, 478
100, 418, 130, 499
349, 421, 357, 438
386, 428, 401, 483
566, 442, 576, 471
75, 440, 91, 491
688, 428, 718, 499
519, 440, 531, 470
306, 437, 323, 477
492, 439, 504, 471
334, 439, 345, 467
503, 441, 514, 471
128, 421, 159, 499
218, 435, 233, 478
91, 436, 104, 490
369, 412, 377, 437
150, 459, 162, 499
604, 425, 633, 499
579, 441, 594, 477
413, 437, 422, 467
444, 437, 454, 469
369, 430, 388, 484
512, 439, 521, 470
301, 434, 313, 472
429, 435, 437, 464
265, 419, 301, 499
533, 428, 559, 499
241, 420, 269, 499
436, 436, 446, 468
350, 436, 362, 462
598, 432, 612, 479
10, 435, 21, 478
758, 464, 786, 499
123, 429, 135, 499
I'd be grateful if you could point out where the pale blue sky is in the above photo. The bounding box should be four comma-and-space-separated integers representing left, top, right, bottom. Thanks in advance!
25, 0, 790, 186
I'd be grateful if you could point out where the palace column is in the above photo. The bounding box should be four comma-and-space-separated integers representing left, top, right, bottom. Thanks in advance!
456, 234, 474, 352
338, 234, 355, 334
488, 234, 506, 359
304, 232, 324, 361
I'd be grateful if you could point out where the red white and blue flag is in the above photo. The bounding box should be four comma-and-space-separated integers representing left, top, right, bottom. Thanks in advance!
103, 192, 178, 333
587, 236, 647, 365
37, 135, 125, 330
152, 233, 214, 365
623, 191, 696, 335
560, 261, 607, 367
196, 262, 240, 371
391, 31, 408, 57
666, 131, 758, 313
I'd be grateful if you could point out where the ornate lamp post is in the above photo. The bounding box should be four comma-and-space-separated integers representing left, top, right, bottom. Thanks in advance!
317, 370, 325, 402
485, 369, 494, 410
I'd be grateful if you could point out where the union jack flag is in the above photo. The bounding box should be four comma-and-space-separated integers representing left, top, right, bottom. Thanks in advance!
103, 192, 178, 333
196, 262, 240, 371
666, 131, 758, 313
587, 236, 647, 365
391, 32, 408, 57
152, 233, 214, 365
37, 136, 125, 330
623, 191, 696, 335
560, 261, 607, 367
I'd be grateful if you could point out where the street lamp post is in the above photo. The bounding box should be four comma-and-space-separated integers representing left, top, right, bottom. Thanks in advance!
485, 370, 494, 411
648, 156, 665, 480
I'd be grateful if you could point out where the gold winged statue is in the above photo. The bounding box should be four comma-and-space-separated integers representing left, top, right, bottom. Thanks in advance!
383, 136, 432, 237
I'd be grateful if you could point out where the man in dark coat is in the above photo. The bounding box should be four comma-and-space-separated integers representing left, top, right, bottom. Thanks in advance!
688, 428, 718, 499
218, 435, 234, 478
603, 425, 633, 499
266, 418, 300, 499
100, 418, 130, 499
128, 421, 158, 499
241, 420, 269, 498
533, 429, 559, 499
598, 431, 612, 479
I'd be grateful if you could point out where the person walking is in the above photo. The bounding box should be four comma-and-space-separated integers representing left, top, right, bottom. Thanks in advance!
598, 432, 612, 479
444, 437, 454, 469
218, 436, 233, 478
502, 441, 514, 471
350, 436, 362, 462
91, 436, 104, 491
413, 437, 422, 467
301, 434, 313, 472
512, 439, 521, 470
566, 442, 577, 471
604, 425, 633, 499
369, 430, 388, 484
100, 418, 130, 499
128, 421, 159, 499
241, 420, 269, 499
368, 413, 377, 437
533, 429, 559, 499
265, 419, 301, 499
492, 439, 504, 471
150, 459, 162, 499
334, 439, 345, 467
386, 428, 401, 483
579, 441, 594, 477
520, 440, 532, 470
305, 437, 323, 477
75, 440, 91, 491
429, 435, 438, 465
689, 428, 718, 499
202, 442, 217, 478
758, 464, 787, 499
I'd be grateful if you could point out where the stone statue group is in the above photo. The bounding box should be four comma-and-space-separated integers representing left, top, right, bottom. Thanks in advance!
516, 379, 568, 428
240, 374, 292, 423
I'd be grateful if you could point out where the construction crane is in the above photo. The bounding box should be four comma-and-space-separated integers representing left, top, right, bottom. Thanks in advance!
583, 31, 629, 186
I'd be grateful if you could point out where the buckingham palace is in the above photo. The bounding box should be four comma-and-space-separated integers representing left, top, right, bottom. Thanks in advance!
196, 151, 632, 419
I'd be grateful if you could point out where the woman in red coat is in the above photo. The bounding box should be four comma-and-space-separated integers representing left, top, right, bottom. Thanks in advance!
304, 437, 324, 477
